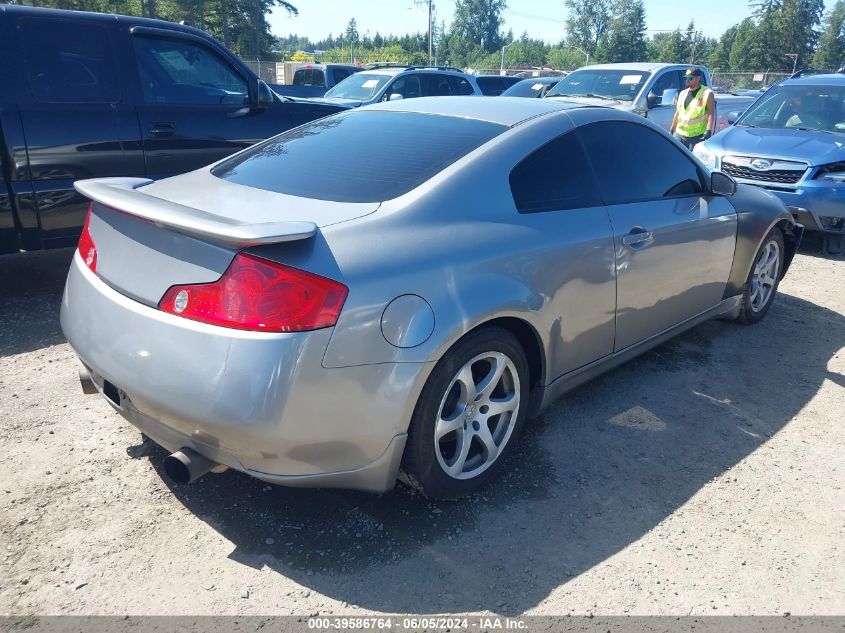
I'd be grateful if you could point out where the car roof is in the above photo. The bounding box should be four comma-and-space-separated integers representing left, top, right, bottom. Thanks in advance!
513, 76, 562, 84
0, 3, 209, 39
579, 62, 700, 73
297, 63, 358, 70
358, 67, 474, 78
358, 68, 408, 76
783, 73, 845, 86
362, 96, 585, 126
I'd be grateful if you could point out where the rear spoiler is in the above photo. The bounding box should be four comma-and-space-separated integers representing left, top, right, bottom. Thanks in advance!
74, 177, 317, 248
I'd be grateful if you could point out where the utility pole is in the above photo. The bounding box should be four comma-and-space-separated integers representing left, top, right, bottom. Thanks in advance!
428, 0, 433, 65
413, 0, 434, 65
563, 45, 589, 68
500, 42, 511, 74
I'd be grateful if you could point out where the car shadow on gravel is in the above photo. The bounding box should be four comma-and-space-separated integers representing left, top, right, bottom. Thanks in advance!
136, 290, 844, 616
797, 231, 845, 260
0, 248, 73, 356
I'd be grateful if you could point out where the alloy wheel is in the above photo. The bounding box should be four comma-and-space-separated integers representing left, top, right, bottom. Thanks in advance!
434, 351, 521, 480
750, 239, 781, 313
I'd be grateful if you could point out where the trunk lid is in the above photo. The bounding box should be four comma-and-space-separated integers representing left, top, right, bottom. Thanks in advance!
76, 171, 378, 306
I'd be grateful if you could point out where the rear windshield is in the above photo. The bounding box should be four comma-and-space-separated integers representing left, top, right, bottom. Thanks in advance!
212, 111, 507, 202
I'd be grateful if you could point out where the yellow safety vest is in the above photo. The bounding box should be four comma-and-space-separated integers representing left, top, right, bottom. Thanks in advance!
676, 86, 712, 137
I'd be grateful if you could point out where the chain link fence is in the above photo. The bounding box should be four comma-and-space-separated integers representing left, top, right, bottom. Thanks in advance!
240, 59, 569, 86
711, 71, 793, 92
242, 60, 282, 84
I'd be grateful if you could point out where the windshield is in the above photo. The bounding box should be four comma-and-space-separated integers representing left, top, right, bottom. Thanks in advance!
736, 84, 845, 133
324, 73, 392, 100
504, 79, 560, 97
546, 69, 649, 102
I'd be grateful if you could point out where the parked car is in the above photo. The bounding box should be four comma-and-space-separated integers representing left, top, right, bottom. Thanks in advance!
314, 65, 482, 108
0, 4, 343, 255
694, 72, 845, 253
62, 98, 801, 499
271, 63, 361, 98
545, 63, 755, 134
502, 76, 563, 98
475, 74, 522, 96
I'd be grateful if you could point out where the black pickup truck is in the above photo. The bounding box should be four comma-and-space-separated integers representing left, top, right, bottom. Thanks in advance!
0, 5, 343, 254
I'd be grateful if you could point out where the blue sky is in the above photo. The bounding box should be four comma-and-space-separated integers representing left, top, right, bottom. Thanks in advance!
267, 0, 830, 45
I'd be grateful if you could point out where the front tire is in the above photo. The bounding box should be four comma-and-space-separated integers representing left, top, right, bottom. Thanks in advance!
400, 327, 530, 499
737, 226, 784, 324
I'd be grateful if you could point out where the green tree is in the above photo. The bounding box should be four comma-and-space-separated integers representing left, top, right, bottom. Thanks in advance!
707, 24, 737, 71
728, 17, 761, 70
597, 0, 646, 62
564, 0, 612, 57
682, 21, 708, 64
749, 0, 823, 70
547, 46, 589, 69
450, 0, 507, 54
648, 29, 685, 63
814, 0, 845, 69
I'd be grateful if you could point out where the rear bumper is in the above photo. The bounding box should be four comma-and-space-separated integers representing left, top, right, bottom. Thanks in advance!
60, 252, 430, 492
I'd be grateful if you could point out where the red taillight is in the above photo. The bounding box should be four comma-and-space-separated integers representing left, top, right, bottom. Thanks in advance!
158, 253, 348, 333
77, 204, 97, 273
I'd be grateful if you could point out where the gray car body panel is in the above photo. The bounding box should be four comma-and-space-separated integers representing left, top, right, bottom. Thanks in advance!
720, 182, 800, 298
62, 253, 428, 491
61, 97, 798, 492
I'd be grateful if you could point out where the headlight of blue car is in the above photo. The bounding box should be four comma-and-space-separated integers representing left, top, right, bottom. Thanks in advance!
693, 143, 718, 170
814, 161, 845, 182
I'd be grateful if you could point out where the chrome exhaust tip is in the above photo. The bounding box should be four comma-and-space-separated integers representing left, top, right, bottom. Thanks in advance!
164, 448, 223, 484
79, 367, 98, 395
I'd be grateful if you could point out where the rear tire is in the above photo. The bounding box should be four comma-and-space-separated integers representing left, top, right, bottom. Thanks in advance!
736, 227, 784, 324
400, 327, 530, 499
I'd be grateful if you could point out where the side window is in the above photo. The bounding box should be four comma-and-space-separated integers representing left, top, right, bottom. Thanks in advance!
451, 76, 475, 95
293, 68, 323, 86
650, 71, 681, 102
332, 68, 351, 84
21, 18, 120, 104
309, 69, 325, 87
424, 74, 453, 96
510, 131, 602, 213
578, 121, 704, 203
389, 75, 422, 99
132, 36, 248, 106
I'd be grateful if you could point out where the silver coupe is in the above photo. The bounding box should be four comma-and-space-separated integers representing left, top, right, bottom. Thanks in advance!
61, 97, 802, 499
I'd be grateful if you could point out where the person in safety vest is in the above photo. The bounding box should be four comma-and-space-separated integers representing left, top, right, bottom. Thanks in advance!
670, 68, 715, 150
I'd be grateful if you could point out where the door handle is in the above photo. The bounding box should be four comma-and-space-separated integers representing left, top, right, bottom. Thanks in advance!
149, 123, 176, 138
622, 229, 654, 247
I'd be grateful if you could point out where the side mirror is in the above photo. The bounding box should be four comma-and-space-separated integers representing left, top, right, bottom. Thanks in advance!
256, 80, 274, 110
660, 88, 679, 106
647, 93, 661, 108
388, 93, 404, 102
726, 111, 740, 125
711, 171, 737, 196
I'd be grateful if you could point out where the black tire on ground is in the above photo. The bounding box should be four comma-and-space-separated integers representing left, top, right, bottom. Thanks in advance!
399, 327, 530, 500
736, 226, 785, 324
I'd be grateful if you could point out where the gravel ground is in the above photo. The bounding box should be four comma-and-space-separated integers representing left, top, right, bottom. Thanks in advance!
0, 240, 843, 617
